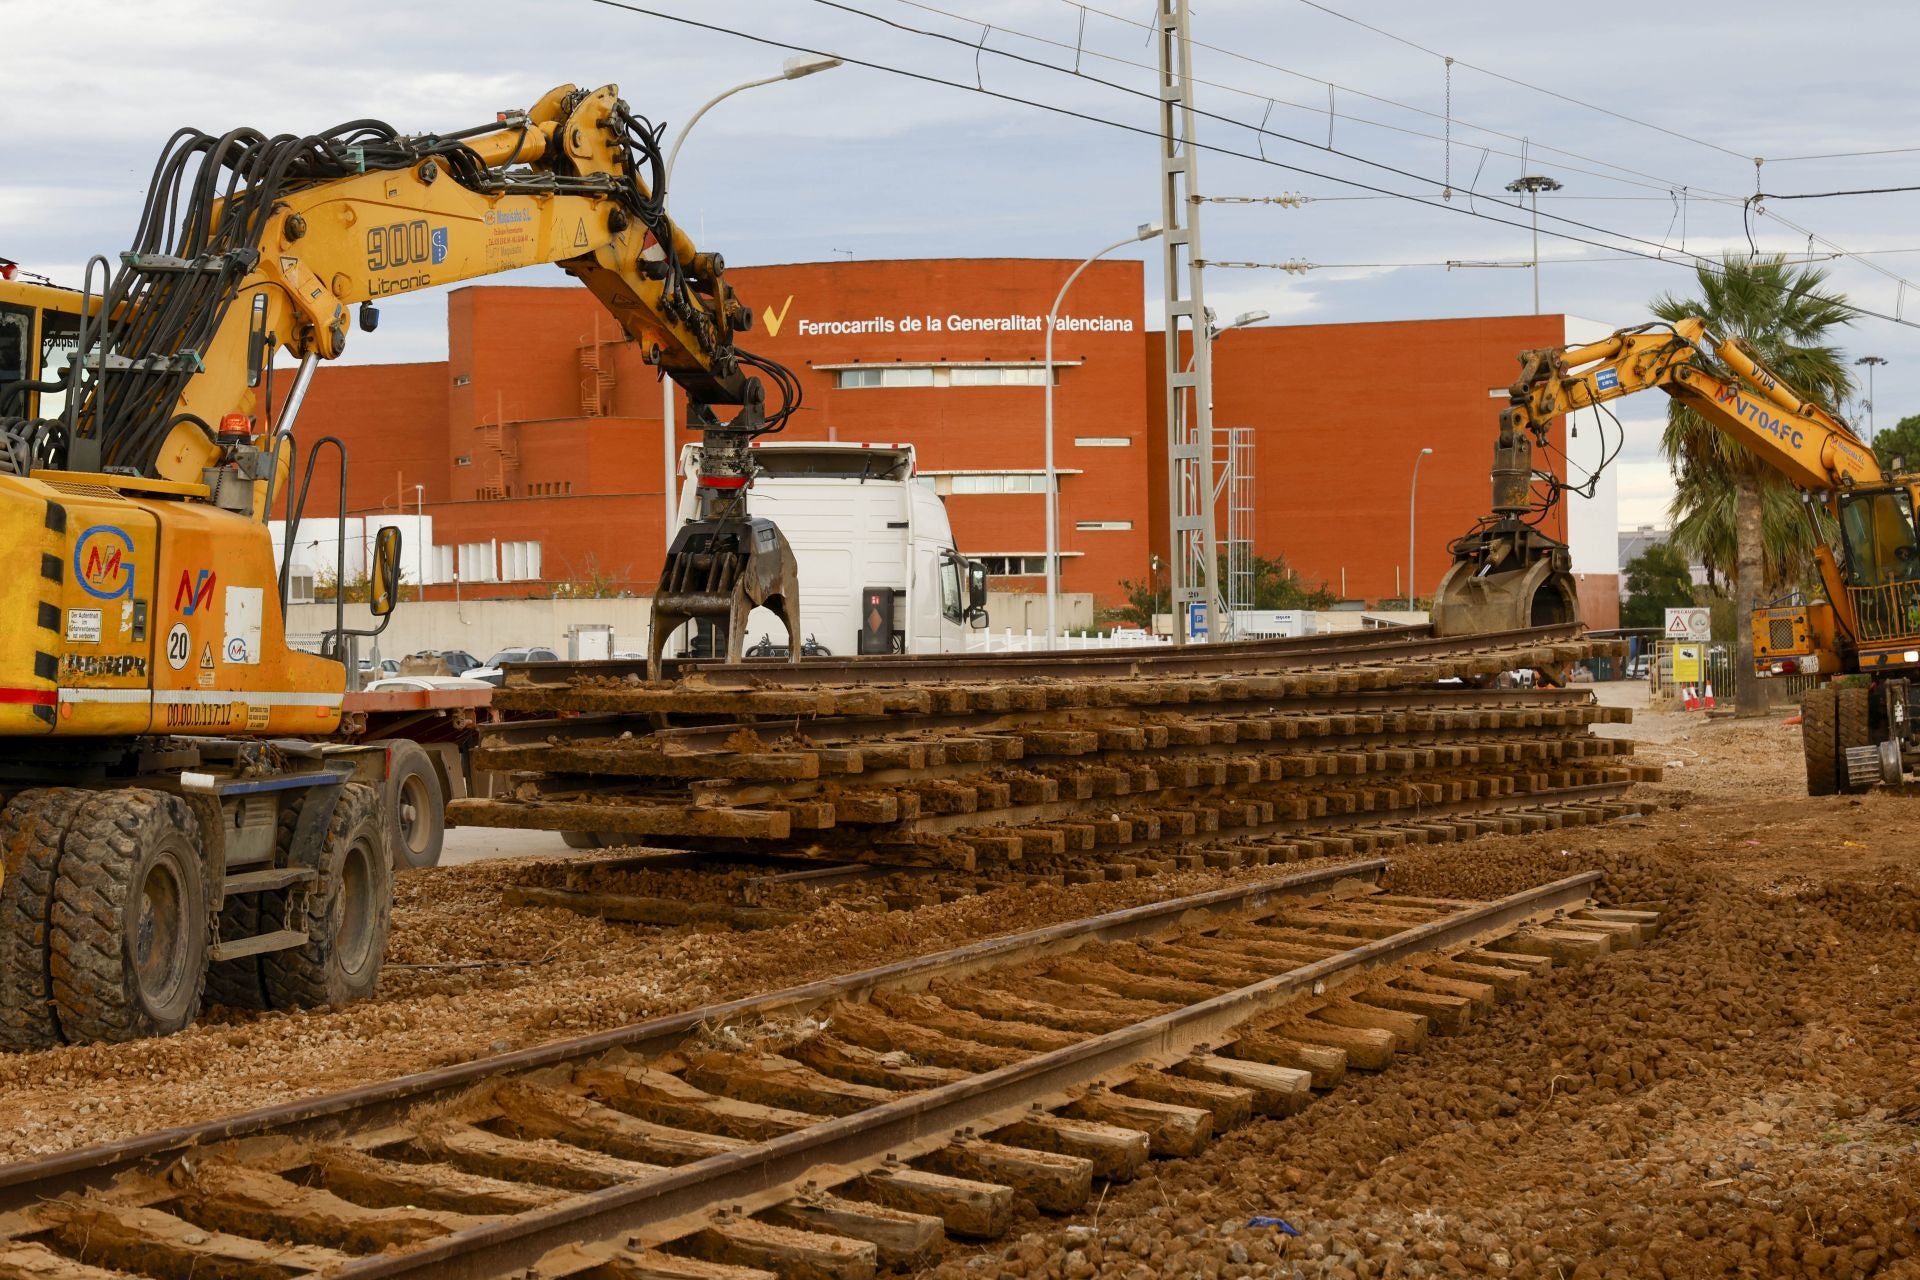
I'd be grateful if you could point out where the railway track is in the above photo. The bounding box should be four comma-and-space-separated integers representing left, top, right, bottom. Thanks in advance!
451, 627, 1644, 874
0, 861, 1660, 1280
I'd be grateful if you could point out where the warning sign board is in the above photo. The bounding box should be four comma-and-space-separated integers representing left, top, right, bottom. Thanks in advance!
1664, 607, 1711, 641
1672, 643, 1703, 683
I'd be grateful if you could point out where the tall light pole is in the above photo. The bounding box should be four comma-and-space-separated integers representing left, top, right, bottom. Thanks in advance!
1409, 447, 1433, 609
1505, 174, 1562, 314
1044, 221, 1163, 647
414, 483, 425, 587
1856, 355, 1889, 441
1190, 309, 1269, 641
659, 54, 844, 545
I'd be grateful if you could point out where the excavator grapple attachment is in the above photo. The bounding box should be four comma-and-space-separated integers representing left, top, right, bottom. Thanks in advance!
647, 515, 802, 679
1430, 524, 1581, 638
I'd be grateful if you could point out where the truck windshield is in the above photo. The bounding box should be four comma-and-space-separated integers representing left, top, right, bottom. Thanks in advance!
1837, 489, 1920, 585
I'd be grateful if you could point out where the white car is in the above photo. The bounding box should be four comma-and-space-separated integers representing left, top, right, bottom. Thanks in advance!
464, 646, 560, 686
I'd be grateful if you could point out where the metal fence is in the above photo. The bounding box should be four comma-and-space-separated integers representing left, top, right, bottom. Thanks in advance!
1650, 640, 1814, 707
966, 629, 1171, 653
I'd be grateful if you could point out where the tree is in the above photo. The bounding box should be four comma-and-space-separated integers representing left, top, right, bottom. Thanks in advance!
1872, 412, 1920, 473
1619, 543, 1695, 630
552, 553, 625, 599
1652, 254, 1853, 715
313, 568, 415, 604
1227, 552, 1339, 610
1101, 551, 1335, 629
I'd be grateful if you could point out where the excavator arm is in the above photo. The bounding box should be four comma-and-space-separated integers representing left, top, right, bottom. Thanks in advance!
15, 83, 803, 671
1434, 315, 1920, 687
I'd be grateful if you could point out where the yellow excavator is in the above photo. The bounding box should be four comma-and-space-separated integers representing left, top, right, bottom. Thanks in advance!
1433, 316, 1920, 796
0, 83, 800, 1044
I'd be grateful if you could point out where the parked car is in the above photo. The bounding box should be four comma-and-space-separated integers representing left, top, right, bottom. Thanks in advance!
357, 657, 401, 677
1627, 654, 1650, 680
466, 646, 560, 686
403, 649, 483, 677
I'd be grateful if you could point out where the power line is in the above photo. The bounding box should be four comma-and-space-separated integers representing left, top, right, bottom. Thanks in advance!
1758, 184, 1920, 201
1058, 0, 1920, 307
591, 0, 1920, 333
810, 0, 1737, 267
1291, 0, 1754, 162
1768, 144, 1920, 163
1055, 0, 1744, 200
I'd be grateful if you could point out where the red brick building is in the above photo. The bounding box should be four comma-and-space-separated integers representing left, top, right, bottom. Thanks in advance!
294, 260, 1617, 625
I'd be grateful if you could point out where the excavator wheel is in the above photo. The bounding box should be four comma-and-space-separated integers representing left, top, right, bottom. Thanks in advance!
1835, 685, 1875, 794
263, 783, 391, 1009
0, 789, 89, 1050
1801, 687, 1838, 797
49, 790, 209, 1044
378, 740, 445, 870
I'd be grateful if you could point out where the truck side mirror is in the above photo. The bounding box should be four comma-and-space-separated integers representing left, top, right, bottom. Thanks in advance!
967, 562, 989, 611
369, 525, 403, 617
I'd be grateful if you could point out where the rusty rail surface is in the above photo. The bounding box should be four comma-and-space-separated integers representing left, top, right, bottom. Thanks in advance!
0, 863, 1660, 1280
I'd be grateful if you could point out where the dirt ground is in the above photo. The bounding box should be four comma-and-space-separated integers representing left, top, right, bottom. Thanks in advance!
2, 683, 1916, 1277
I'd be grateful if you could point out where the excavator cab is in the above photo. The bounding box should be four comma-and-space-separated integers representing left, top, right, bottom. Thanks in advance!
1834, 484, 1920, 649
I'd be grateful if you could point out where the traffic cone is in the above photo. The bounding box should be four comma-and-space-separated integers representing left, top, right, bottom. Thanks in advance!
1703, 681, 1716, 710
1683, 684, 1700, 711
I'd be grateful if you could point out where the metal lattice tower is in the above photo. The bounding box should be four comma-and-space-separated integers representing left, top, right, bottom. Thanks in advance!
1158, 0, 1221, 645
1214, 426, 1255, 633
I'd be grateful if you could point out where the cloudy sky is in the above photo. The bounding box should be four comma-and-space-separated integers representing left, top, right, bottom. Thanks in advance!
8, 0, 1917, 526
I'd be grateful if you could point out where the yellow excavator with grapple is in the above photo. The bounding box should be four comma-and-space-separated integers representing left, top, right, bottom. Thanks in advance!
1433, 316, 1920, 796
0, 83, 801, 1044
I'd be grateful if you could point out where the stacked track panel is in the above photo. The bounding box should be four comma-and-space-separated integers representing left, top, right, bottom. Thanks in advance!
450, 631, 1650, 872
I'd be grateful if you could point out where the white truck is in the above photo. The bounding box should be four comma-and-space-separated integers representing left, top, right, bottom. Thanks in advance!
668, 440, 990, 658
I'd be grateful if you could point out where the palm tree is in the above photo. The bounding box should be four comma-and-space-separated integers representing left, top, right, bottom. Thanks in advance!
1651, 254, 1853, 715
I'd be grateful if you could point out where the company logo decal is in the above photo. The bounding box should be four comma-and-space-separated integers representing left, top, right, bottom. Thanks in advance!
761, 294, 796, 338
74, 525, 135, 600
175, 569, 216, 616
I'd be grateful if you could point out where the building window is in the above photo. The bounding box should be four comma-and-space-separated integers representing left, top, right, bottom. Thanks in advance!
453, 374, 471, 386
951, 473, 1048, 495
1074, 436, 1131, 447
836, 366, 935, 389
287, 571, 315, 605
430, 545, 454, 584
949, 366, 1052, 386
500, 540, 543, 581
1075, 520, 1132, 531
458, 541, 497, 583
977, 555, 1057, 576
454, 455, 471, 467
835, 363, 1054, 390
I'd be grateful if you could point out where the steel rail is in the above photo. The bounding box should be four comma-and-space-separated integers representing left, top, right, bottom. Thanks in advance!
490, 683, 1605, 756
319, 869, 1602, 1279
507, 623, 1589, 690
0, 859, 1387, 1211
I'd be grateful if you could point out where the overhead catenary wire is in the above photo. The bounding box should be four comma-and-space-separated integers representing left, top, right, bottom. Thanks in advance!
592, 0, 1920, 333
1047, 0, 1920, 311
822, 0, 1920, 316
1289, 0, 1753, 163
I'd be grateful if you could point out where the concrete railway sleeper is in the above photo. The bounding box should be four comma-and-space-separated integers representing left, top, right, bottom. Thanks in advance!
0, 860, 1662, 1279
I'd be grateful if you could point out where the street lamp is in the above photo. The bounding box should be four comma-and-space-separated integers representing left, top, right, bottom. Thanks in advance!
1409, 447, 1433, 609
1187, 308, 1269, 641
414, 483, 425, 586
659, 54, 846, 545
1505, 174, 1562, 314
1856, 355, 1888, 441
1044, 221, 1164, 648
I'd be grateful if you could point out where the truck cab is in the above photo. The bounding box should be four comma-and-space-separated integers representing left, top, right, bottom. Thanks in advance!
669, 441, 987, 657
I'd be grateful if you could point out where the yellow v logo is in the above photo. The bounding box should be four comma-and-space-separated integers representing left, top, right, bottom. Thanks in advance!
761, 294, 795, 338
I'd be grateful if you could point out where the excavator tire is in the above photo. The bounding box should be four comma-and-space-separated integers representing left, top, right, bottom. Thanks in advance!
1802, 687, 1838, 797
0, 789, 89, 1050
1836, 685, 1875, 794
379, 740, 445, 870
263, 783, 390, 1009
50, 790, 208, 1043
